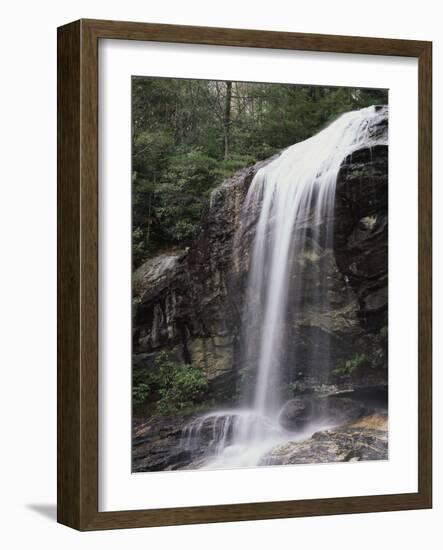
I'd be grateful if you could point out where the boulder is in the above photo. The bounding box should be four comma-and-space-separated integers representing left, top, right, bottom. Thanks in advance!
262, 413, 388, 466
279, 394, 370, 431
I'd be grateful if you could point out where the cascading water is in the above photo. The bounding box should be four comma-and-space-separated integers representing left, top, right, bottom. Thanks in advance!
182, 105, 388, 469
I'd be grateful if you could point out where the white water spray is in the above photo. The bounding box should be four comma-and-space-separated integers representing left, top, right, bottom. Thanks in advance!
183, 106, 388, 468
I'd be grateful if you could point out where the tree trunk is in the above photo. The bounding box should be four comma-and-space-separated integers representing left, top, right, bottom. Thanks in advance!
223, 81, 232, 160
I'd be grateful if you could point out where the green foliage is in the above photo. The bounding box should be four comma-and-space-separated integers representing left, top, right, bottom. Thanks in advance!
132, 226, 147, 268
132, 381, 151, 405
332, 326, 388, 377
212, 154, 256, 180
372, 326, 388, 370
155, 150, 218, 243
133, 352, 208, 414
332, 353, 369, 376
132, 77, 388, 267
155, 354, 209, 414
133, 130, 174, 175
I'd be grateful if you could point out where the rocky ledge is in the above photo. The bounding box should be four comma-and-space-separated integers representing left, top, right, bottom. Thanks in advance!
132, 414, 194, 472
260, 413, 388, 466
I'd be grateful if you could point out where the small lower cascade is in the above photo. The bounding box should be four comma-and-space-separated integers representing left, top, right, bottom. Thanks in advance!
181, 411, 282, 456
181, 106, 388, 469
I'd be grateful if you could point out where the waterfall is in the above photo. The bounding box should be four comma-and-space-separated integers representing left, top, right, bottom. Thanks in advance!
182, 105, 388, 469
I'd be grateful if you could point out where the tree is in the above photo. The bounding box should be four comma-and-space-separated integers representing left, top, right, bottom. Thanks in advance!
223, 81, 232, 159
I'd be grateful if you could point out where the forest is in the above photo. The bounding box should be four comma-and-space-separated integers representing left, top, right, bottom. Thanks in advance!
132, 77, 387, 268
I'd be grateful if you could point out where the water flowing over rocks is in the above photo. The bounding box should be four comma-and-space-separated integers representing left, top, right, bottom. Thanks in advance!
133, 106, 389, 471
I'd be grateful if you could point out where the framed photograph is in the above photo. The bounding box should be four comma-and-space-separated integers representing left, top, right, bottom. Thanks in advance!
57, 19, 432, 530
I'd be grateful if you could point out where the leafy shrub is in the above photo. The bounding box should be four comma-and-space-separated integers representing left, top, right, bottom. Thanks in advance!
155, 150, 219, 243
156, 360, 209, 414
132, 381, 151, 405
133, 130, 174, 176
133, 352, 208, 414
332, 353, 369, 376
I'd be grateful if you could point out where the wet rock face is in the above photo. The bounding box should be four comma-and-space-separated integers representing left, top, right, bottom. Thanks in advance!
334, 144, 388, 332
133, 252, 187, 351
279, 394, 369, 431
132, 415, 196, 471
261, 414, 388, 465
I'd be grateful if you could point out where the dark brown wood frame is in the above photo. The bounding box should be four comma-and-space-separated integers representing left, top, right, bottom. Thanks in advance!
57, 18, 432, 531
